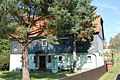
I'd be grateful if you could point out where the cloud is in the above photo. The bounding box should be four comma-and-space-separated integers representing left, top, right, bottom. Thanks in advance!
97, 3, 116, 10
94, 2, 120, 16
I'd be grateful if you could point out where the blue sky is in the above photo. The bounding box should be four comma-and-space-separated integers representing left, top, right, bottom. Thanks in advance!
92, 0, 120, 45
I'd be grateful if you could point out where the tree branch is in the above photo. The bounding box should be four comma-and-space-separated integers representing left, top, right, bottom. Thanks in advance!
34, 15, 53, 23
28, 29, 44, 45
9, 34, 23, 44
12, 16, 21, 25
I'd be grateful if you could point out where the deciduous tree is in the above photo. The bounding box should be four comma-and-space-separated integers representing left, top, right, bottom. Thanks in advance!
0, 39, 10, 71
110, 33, 120, 53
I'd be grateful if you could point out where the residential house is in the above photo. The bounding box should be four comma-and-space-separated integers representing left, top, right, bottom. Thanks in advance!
10, 15, 105, 73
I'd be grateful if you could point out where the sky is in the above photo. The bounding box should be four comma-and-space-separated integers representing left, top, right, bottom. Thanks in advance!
92, 0, 120, 45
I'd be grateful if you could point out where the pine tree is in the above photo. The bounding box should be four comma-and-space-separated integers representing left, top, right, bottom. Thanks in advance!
47, 0, 98, 72
110, 33, 120, 53
0, 0, 54, 80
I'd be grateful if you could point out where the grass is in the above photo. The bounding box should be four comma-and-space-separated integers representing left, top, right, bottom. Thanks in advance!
98, 54, 120, 80
0, 71, 75, 80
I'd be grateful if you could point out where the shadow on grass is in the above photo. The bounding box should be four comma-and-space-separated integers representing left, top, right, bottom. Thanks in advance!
30, 71, 72, 80
0, 71, 22, 80
0, 71, 72, 80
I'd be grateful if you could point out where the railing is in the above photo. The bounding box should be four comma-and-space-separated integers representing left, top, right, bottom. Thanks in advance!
60, 65, 106, 80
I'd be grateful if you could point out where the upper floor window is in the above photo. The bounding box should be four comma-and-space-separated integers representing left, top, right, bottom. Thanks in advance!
58, 37, 69, 45
41, 39, 47, 47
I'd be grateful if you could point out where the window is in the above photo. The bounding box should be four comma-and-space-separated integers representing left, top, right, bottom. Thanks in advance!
48, 55, 51, 63
59, 56, 62, 61
87, 56, 91, 62
41, 39, 47, 47
59, 39, 68, 45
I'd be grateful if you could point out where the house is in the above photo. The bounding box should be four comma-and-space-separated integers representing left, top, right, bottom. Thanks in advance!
9, 15, 105, 73
104, 46, 112, 54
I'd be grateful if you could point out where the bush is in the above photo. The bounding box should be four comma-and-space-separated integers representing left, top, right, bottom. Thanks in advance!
0, 39, 10, 71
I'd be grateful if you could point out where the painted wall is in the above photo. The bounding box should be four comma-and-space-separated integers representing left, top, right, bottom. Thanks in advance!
10, 54, 22, 71
96, 53, 104, 67
81, 54, 96, 69
28, 54, 36, 69
88, 35, 99, 53
98, 31, 104, 53
9, 54, 43, 71
48, 53, 104, 71
9, 52, 104, 72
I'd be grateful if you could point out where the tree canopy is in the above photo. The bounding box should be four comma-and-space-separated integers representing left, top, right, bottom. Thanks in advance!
47, 0, 97, 42
0, 0, 97, 42
110, 33, 120, 53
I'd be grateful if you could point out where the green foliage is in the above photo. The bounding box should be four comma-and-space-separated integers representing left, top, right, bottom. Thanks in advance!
0, 1, 17, 38
46, 0, 97, 42
46, 34, 59, 44
0, 0, 97, 42
0, 0, 54, 38
110, 33, 120, 52
0, 39, 10, 71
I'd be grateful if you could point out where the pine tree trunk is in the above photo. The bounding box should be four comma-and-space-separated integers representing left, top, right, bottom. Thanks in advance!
22, 44, 30, 80
72, 34, 77, 72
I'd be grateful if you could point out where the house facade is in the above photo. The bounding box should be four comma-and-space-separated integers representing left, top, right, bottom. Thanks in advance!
10, 16, 105, 73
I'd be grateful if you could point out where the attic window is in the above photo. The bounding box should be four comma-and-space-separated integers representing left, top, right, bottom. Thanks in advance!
41, 39, 47, 47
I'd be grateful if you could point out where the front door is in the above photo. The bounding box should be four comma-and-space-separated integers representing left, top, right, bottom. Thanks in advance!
39, 56, 46, 69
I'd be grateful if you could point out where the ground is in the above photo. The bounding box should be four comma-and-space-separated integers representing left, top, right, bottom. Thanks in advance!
0, 71, 76, 80
98, 54, 120, 80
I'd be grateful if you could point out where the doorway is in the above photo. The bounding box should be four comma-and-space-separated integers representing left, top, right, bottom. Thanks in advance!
39, 56, 46, 69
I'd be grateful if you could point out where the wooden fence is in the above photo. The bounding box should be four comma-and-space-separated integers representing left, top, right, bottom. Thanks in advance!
60, 65, 106, 80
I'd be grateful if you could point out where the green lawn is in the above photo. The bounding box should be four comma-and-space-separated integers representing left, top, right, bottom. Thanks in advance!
98, 54, 120, 80
0, 71, 75, 80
